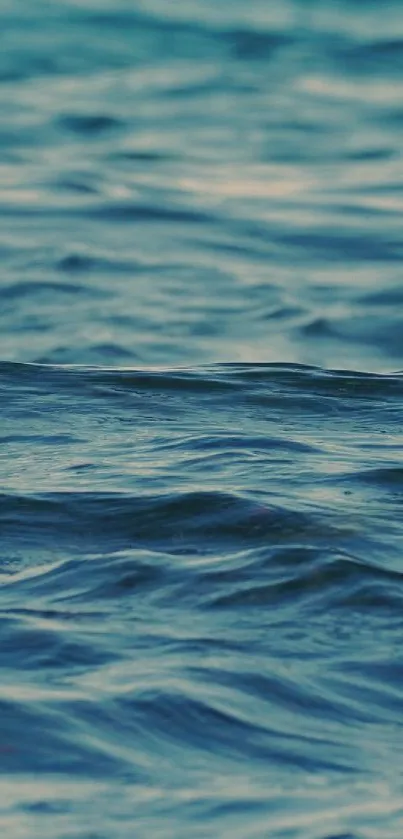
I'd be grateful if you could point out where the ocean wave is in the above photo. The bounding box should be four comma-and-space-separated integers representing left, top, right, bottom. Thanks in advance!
1, 358, 403, 832
2, 0, 403, 834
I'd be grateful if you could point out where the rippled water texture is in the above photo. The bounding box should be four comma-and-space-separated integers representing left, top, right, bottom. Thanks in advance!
1, 1, 403, 837
2, 0, 403, 370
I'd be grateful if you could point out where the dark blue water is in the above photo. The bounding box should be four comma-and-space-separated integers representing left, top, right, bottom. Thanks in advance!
1, 2, 403, 837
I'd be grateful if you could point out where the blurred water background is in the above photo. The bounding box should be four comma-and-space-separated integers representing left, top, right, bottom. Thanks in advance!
1, 1, 403, 837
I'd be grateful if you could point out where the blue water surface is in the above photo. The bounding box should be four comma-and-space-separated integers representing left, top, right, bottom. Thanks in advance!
1, 1, 403, 837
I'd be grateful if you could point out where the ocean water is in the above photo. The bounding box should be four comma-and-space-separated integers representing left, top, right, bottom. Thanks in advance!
1, 1, 403, 837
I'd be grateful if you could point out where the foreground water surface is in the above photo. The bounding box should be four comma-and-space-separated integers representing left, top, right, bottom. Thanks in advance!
1, 1, 403, 837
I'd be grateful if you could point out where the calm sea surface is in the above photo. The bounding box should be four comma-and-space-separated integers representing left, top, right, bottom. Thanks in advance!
1, 2, 403, 837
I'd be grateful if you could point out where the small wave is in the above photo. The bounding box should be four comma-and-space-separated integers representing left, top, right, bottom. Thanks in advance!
2, 0, 403, 832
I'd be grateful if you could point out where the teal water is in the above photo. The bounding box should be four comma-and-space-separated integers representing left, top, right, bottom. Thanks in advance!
1, 2, 403, 837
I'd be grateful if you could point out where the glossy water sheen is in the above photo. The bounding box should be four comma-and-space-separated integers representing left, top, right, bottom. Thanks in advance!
1, 2, 403, 837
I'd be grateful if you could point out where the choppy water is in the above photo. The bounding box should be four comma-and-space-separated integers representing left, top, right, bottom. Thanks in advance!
1, 2, 403, 837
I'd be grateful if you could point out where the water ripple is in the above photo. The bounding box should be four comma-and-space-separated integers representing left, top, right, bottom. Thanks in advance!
2, 0, 403, 835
